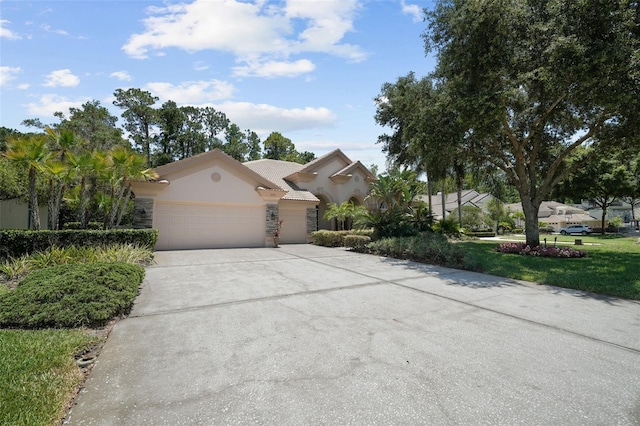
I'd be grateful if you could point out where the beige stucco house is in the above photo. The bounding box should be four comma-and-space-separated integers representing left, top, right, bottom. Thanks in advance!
130, 148, 376, 250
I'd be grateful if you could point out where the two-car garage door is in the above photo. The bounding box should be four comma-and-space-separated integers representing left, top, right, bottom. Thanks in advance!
154, 202, 265, 250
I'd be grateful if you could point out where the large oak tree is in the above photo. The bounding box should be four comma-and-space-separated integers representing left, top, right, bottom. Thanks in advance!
423, 0, 639, 246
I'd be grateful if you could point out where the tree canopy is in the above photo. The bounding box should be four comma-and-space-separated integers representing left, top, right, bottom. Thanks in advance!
389, 0, 640, 246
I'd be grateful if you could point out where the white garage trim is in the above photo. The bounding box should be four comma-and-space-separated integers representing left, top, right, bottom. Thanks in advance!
154, 201, 265, 250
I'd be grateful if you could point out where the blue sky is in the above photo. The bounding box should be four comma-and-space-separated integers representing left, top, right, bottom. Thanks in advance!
1, 0, 437, 169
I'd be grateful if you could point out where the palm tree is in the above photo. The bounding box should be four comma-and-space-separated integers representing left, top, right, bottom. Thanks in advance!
67, 151, 95, 228
105, 147, 157, 228
324, 202, 355, 231
44, 126, 79, 229
2, 135, 51, 229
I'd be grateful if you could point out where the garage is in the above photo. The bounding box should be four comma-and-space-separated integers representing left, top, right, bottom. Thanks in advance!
154, 202, 265, 250
277, 204, 309, 244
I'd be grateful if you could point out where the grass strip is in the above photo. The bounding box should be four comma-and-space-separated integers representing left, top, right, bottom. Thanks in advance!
0, 329, 100, 426
460, 236, 640, 299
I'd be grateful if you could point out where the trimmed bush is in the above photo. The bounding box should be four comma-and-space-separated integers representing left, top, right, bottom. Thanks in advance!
344, 235, 371, 252
349, 228, 375, 238
0, 262, 145, 328
62, 222, 103, 230
466, 231, 496, 238
366, 233, 467, 268
312, 230, 351, 247
0, 229, 159, 259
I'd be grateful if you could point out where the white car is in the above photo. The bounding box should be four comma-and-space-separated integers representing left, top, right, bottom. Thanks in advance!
559, 224, 592, 235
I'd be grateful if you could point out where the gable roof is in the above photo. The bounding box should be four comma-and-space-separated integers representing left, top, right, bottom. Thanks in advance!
153, 148, 282, 190
243, 159, 320, 202
285, 149, 377, 183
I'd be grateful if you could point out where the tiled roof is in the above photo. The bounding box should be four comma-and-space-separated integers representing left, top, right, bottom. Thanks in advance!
244, 159, 320, 202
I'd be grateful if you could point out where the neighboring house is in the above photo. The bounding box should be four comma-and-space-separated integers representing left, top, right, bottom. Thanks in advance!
130, 148, 376, 250
577, 199, 640, 228
505, 201, 599, 231
0, 198, 48, 230
418, 189, 495, 220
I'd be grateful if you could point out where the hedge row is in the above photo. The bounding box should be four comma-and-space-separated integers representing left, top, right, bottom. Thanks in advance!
0, 229, 159, 259
312, 229, 375, 248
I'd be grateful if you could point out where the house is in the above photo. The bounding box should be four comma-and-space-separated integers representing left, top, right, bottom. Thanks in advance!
417, 189, 495, 220
130, 148, 376, 250
577, 199, 640, 229
505, 201, 599, 231
0, 198, 48, 230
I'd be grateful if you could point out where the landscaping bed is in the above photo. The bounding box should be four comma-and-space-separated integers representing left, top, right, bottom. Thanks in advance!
0, 244, 153, 425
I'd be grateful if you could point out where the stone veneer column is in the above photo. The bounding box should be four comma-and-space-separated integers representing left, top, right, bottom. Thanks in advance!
306, 207, 318, 242
266, 203, 279, 238
133, 198, 153, 228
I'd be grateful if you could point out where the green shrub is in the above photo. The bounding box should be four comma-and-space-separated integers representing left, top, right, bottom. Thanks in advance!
349, 228, 375, 238
0, 262, 145, 329
0, 229, 159, 259
344, 235, 371, 252
312, 230, 351, 247
62, 222, 103, 230
359, 209, 420, 240
433, 217, 461, 237
367, 233, 467, 268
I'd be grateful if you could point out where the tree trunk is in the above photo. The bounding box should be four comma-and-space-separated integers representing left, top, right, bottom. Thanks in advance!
109, 183, 128, 228
456, 185, 462, 226
47, 179, 55, 230
28, 168, 40, 230
79, 176, 87, 228
52, 180, 64, 230
521, 197, 541, 247
600, 205, 607, 235
427, 173, 433, 219
441, 180, 446, 219
115, 185, 132, 227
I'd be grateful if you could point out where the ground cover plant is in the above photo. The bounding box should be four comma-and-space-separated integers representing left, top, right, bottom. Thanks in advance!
0, 329, 100, 426
0, 243, 153, 282
459, 236, 640, 299
0, 262, 144, 329
495, 242, 587, 258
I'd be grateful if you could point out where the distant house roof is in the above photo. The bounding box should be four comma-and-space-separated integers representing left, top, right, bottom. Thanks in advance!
419, 189, 494, 215
539, 213, 598, 224
506, 201, 589, 218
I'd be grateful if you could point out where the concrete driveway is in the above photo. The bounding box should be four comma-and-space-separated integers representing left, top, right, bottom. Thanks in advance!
66, 245, 640, 425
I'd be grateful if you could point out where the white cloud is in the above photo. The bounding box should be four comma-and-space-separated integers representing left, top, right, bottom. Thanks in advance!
400, 0, 423, 23
0, 19, 21, 40
233, 58, 315, 78
212, 101, 337, 134
17, 83, 30, 90
193, 61, 209, 71
145, 79, 235, 104
0, 66, 21, 86
41, 24, 69, 36
25, 94, 90, 117
43, 69, 80, 87
122, 0, 366, 76
110, 71, 132, 81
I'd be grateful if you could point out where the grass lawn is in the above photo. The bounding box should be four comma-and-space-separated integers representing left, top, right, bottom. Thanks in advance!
0, 329, 100, 426
459, 235, 640, 300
